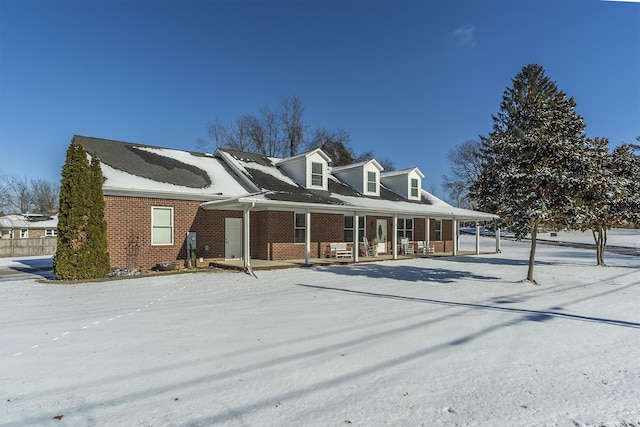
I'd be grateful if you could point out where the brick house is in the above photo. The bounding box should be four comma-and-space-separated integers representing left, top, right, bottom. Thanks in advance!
0, 214, 58, 239
76, 135, 498, 271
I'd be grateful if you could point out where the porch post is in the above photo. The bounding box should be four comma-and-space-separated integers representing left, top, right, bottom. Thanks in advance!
495, 226, 501, 253
452, 218, 457, 256
243, 206, 251, 269
475, 221, 480, 255
353, 212, 359, 262
425, 217, 430, 256
392, 214, 398, 260
305, 210, 311, 265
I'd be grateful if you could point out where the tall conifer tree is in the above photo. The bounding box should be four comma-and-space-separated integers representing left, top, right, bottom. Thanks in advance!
472, 64, 587, 283
53, 139, 110, 280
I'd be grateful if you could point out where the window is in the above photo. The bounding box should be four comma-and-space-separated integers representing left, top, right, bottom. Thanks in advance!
45, 229, 57, 237
397, 218, 413, 241
367, 171, 377, 193
435, 219, 442, 241
294, 213, 306, 244
311, 162, 323, 187
410, 178, 419, 198
20, 229, 28, 238
344, 216, 365, 242
152, 207, 174, 245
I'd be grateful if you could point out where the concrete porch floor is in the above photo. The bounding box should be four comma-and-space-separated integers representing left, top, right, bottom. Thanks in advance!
209, 251, 480, 271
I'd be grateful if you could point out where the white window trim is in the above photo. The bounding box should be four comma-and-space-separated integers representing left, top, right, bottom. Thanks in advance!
397, 218, 414, 240
367, 171, 377, 193
151, 206, 174, 246
20, 229, 28, 238
45, 229, 57, 237
344, 215, 365, 243
310, 162, 324, 188
435, 219, 442, 241
410, 178, 419, 198
294, 212, 306, 244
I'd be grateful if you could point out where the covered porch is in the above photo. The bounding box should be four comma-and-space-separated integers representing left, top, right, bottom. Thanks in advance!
201, 196, 501, 274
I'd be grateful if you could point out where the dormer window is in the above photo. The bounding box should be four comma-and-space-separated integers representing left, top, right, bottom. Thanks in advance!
380, 167, 424, 200
411, 178, 419, 198
311, 162, 323, 187
367, 171, 377, 193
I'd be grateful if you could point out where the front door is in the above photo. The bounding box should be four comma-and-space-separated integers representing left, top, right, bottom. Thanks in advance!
225, 218, 242, 259
376, 219, 387, 253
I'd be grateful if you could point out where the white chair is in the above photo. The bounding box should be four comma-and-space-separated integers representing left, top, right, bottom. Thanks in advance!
363, 236, 373, 257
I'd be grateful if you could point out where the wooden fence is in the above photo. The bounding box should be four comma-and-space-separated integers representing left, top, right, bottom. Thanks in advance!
0, 238, 57, 257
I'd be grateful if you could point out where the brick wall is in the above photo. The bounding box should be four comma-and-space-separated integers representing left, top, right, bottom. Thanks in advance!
104, 195, 246, 270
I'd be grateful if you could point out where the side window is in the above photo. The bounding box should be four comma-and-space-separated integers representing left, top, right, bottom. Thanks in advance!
294, 213, 306, 243
20, 229, 28, 238
435, 219, 442, 241
152, 207, 174, 245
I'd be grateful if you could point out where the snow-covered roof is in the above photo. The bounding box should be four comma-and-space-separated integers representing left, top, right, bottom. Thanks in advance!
275, 147, 332, 165
380, 167, 425, 178
72, 136, 497, 220
331, 159, 384, 173
0, 214, 58, 229
76, 135, 250, 199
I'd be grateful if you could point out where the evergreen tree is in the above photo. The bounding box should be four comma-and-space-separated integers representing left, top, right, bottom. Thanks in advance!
87, 154, 110, 276
53, 140, 110, 280
472, 64, 587, 284
573, 137, 614, 266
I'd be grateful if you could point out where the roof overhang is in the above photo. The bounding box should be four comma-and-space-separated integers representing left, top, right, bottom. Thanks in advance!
200, 195, 499, 221
103, 187, 232, 202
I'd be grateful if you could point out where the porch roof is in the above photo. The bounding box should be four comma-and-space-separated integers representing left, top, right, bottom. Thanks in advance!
200, 192, 498, 221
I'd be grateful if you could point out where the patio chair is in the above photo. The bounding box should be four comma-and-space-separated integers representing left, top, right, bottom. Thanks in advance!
416, 241, 426, 255
363, 236, 373, 257
400, 238, 414, 255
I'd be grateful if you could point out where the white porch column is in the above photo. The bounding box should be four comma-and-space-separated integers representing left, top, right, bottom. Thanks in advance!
243, 206, 251, 269
392, 214, 398, 260
452, 218, 458, 256
353, 212, 359, 263
425, 217, 430, 256
495, 226, 501, 253
475, 221, 480, 255
305, 210, 311, 265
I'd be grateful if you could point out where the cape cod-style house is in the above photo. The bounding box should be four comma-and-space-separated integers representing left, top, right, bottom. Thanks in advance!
75, 135, 499, 271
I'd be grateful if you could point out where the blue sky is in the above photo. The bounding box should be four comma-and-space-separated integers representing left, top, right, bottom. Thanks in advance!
1, 0, 638, 201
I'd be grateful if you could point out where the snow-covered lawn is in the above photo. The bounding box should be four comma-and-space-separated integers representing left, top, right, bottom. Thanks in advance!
2, 237, 639, 426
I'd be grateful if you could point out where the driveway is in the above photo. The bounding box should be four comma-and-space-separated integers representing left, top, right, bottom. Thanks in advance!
0, 255, 53, 282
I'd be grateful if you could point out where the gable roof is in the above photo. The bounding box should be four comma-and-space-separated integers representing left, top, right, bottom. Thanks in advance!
275, 147, 332, 165
69, 135, 497, 221
0, 214, 58, 229
331, 158, 384, 173
75, 135, 251, 199
380, 167, 425, 179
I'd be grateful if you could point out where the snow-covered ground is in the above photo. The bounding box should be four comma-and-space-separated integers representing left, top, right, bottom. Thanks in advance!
2, 236, 639, 426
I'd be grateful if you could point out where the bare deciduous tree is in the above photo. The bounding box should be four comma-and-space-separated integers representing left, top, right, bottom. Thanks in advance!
280, 95, 306, 157
0, 174, 59, 214
442, 139, 482, 208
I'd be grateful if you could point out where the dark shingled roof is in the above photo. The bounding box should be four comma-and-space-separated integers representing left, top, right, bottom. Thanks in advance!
75, 135, 212, 189
218, 148, 432, 206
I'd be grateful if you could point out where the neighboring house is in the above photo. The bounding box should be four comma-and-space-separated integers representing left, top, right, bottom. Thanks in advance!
76, 135, 499, 271
0, 214, 58, 239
